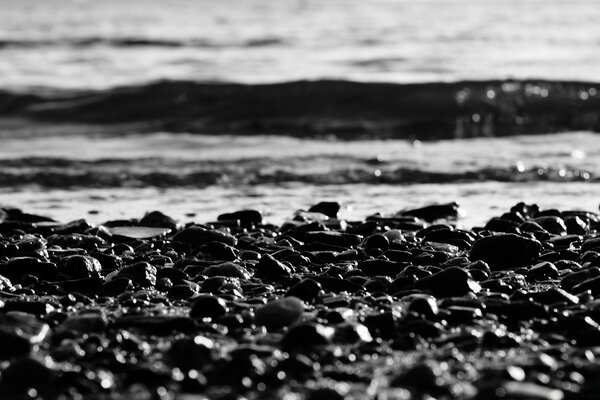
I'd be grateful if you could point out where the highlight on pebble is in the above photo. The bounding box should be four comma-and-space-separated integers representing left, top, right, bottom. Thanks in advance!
0, 0, 598, 399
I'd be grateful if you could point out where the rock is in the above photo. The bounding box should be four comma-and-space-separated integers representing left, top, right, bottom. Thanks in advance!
139, 210, 178, 229
189, 294, 229, 319
0, 257, 58, 281
533, 216, 567, 235
398, 202, 461, 222
363, 312, 397, 339
0, 312, 49, 360
406, 294, 439, 318
218, 209, 263, 226
195, 241, 238, 261
254, 254, 293, 279
526, 261, 559, 282
308, 202, 340, 218
390, 362, 447, 394
285, 278, 322, 303
255, 296, 305, 331
61, 255, 102, 279
581, 236, 600, 252
282, 323, 334, 349
163, 336, 214, 370
203, 262, 251, 279
415, 266, 481, 297
173, 226, 237, 247
333, 321, 373, 344
114, 262, 156, 287
470, 233, 542, 269
59, 312, 107, 333
363, 234, 390, 251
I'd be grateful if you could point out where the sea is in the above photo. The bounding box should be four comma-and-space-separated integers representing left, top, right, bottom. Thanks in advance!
1, 0, 599, 227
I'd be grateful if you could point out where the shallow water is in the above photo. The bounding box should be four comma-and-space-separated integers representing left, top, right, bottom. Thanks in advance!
1, 131, 599, 226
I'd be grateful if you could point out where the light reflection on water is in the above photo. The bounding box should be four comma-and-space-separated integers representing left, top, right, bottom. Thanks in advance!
1, 0, 600, 89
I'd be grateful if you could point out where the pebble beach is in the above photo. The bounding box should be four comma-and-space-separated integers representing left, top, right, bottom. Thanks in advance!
1, 201, 600, 399
2, 0, 600, 398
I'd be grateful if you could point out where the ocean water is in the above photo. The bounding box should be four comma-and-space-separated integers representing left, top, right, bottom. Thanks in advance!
1, 0, 599, 225
1, 0, 599, 89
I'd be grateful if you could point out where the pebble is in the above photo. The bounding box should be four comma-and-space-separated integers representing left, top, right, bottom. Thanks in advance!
189, 294, 229, 319
285, 278, 322, 303
61, 255, 103, 279
470, 233, 542, 269
255, 296, 305, 331
203, 262, 251, 279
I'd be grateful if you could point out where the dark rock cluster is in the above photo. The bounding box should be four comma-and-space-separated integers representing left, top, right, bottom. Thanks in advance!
0, 202, 599, 399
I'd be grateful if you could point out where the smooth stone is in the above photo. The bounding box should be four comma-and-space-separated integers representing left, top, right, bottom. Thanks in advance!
572, 275, 600, 295
59, 312, 107, 333
0, 257, 58, 280
415, 266, 481, 297
61, 255, 102, 279
173, 226, 237, 247
561, 267, 600, 291
526, 261, 559, 281
308, 202, 341, 218
363, 312, 396, 339
533, 216, 567, 235
0, 312, 49, 360
406, 294, 439, 318
470, 233, 542, 269
390, 362, 445, 393
398, 202, 461, 222
282, 322, 334, 349
108, 226, 171, 239
189, 294, 229, 319
581, 236, 600, 252
254, 254, 293, 279
363, 234, 390, 251
285, 278, 322, 303
139, 210, 178, 229
485, 217, 521, 234
163, 335, 214, 371
203, 262, 251, 279
333, 321, 373, 344
95, 277, 132, 296
195, 241, 238, 261
218, 209, 263, 226
255, 296, 305, 331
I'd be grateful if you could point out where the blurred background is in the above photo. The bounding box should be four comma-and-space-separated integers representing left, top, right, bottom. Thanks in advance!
1, 0, 599, 224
